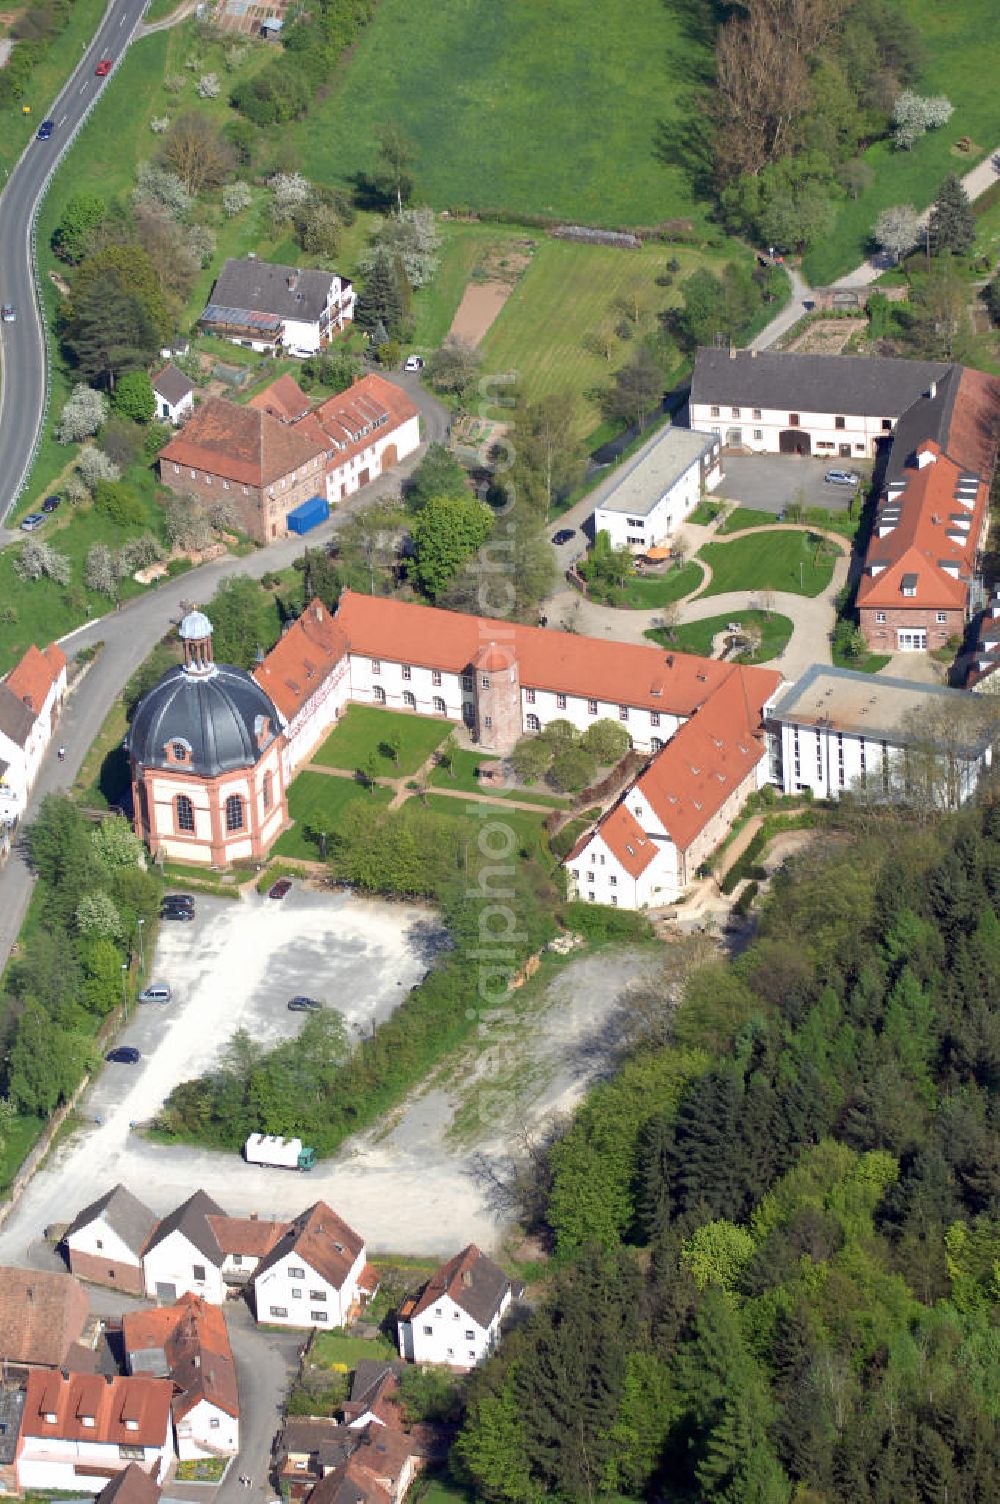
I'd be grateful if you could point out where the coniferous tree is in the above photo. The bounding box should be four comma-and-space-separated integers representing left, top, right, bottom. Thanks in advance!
927, 173, 976, 257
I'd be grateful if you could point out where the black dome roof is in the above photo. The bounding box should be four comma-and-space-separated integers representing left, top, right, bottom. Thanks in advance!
129, 662, 281, 778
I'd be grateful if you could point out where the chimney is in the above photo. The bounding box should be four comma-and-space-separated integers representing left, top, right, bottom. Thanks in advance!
313, 604, 323, 622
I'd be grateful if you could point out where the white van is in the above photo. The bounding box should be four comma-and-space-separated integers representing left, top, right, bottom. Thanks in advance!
138, 983, 172, 1004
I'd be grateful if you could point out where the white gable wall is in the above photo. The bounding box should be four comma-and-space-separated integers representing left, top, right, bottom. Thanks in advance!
400, 1288, 511, 1370
253, 1244, 366, 1329
175, 1398, 238, 1460
143, 1230, 225, 1304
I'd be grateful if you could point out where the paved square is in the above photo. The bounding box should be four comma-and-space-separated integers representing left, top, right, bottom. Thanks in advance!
715, 454, 865, 512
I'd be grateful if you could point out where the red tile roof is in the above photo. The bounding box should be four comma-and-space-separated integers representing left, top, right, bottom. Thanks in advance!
334, 591, 745, 716
579, 803, 657, 879
857, 449, 987, 612
408, 1244, 511, 1328
254, 1201, 364, 1291
160, 397, 326, 489
21, 1371, 173, 1448
0, 1267, 89, 1369
4, 641, 65, 715
206, 1214, 288, 1258
306, 375, 418, 465
122, 1293, 238, 1422
248, 374, 312, 424
253, 600, 349, 721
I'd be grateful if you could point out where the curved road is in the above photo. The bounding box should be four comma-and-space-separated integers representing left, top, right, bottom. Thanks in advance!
0, 372, 448, 976
0, 0, 152, 526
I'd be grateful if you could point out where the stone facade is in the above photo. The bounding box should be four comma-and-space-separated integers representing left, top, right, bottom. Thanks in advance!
158, 451, 326, 546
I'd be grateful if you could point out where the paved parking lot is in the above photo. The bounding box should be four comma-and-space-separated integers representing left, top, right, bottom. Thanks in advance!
714, 454, 867, 513
87, 886, 442, 1130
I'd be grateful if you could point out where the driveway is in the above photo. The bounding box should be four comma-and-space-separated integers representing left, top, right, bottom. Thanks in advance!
715, 454, 864, 513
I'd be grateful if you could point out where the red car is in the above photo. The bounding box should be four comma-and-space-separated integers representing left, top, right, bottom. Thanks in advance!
95, 58, 112, 76
269, 878, 292, 900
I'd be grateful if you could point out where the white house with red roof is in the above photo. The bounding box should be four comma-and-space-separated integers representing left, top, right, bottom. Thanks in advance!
251, 1201, 370, 1329
0, 641, 67, 826
566, 664, 782, 908
396, 1245, 517, 1370
252, 600, 351, 775
16, 1372, 174, 1493
276, 373, 421, 506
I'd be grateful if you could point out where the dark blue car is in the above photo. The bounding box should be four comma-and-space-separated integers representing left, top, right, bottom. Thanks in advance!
36, 120, 54, 140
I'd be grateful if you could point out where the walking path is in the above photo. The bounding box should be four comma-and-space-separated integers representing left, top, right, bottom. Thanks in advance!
543, 520, 851, 680
303, 758, 564, 816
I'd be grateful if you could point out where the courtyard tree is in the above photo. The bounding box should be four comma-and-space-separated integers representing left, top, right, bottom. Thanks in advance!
403, 443, 470, 514
581, 719, 631, 764
510, 736, 552, 785
410, 492, 493, 600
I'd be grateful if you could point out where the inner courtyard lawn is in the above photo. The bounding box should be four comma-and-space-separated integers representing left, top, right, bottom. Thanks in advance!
697, 531, 838, 599
292, 0, 713, 228
311, 706, 452, 777
273, 773, 392, 860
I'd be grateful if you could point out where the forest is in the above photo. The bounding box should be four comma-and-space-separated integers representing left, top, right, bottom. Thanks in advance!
454, 798, 1000, 1503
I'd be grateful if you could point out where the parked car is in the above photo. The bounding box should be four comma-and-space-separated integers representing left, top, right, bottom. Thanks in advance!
160, 905, 195, 922
162, 892, 194, 909
106, 1046, 141, 1064
825, 469, 860, 487
287, 996, 322, 1012
269, 878, 292, 900
36, 120, 54, 140
403, 355, 424, 372
552, 528, 576, 545
1, 305, 15, 323
42, 495, 61, 513
95, 58, 112, 76
20, 514, 46, 532
139, 983, 172, 1004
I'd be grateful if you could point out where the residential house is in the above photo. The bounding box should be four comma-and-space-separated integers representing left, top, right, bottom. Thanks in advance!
274, 1419, 359, 1501
15, 1372, 174, 1493
205, 1213, 287, 1289
200, 259, 355, 356
252, 1201, 368, 1329
968, 594, 1000, 690
855, 365, 1000, 651
252, 600, 351, 776
151, 365, 195, 427
64, 1184, 158, 1297
396, 1245, 518, 1370
341, 1362, 402, 1431
592, 426, 721, 552
688, 346, 950, 458
141, 1191, 228, 1305
123, 1294, 239, 1459
566, 664, 782, 909
306, 1427, 419, 1504
248, 373, 313, 424
0, 1267, 91, 1374
290, 375, 420, 506
768, 663, 993, 806
0, 642, 67, 826
96, 1462, 161, 1504
158, 397, 328, 545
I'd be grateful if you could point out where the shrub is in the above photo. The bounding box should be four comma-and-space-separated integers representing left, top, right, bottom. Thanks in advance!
196, 72, 220, 98
78, 446, 121, 490
13, 540, 71, 585
112, 371, 156, 425
222, 181, 252, 217
559, 900, 655, 941
93, 481, 145, 528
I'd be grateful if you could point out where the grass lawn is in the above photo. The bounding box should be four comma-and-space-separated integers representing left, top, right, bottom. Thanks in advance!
832, 643, 893, 674
419, 795, 549, 860
291, 0, 712, 228
273, 773, 392, 860
479, 240, 740, 439
427, 748, 569, 807
410, 221, 537, 350
717, 507, 785, 534
646, 610, 794, 663
616, 560, 704, 609
803, 0, 1000, 284
0, 1115, 46, 1193
72, 694, 129, 813
698, 531, 837, 598
415, 1482, 476, 1504
311, 1331, 395, 1368
312, 706, 452, 777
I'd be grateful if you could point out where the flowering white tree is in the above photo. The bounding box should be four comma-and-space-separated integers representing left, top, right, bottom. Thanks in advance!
893, 91, 954, 150
873, 203, 921, 263
222, 181, 252, 217
270, 171, 312, 224
84, 542, 117, 595
56, 383, 108, 444
196, 72, 220, 98
78, 445, 121, 490
134, 161, 193, 220
13, 540, 71, 585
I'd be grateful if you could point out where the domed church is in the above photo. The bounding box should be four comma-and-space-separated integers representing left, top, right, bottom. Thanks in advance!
128, 610, 288, 865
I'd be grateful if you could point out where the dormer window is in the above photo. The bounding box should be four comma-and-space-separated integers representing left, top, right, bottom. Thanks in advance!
125, 1419, 139, 1432
170, 739, 191, 764
81, 1416, 95, 1428
44, 1412, 57, 1424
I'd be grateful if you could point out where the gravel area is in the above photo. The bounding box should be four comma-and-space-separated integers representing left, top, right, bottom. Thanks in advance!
715, 454, 863, 512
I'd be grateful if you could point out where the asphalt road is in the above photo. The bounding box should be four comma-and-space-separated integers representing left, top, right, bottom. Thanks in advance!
0, 376, 447, 980
0, 0, 152, 528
